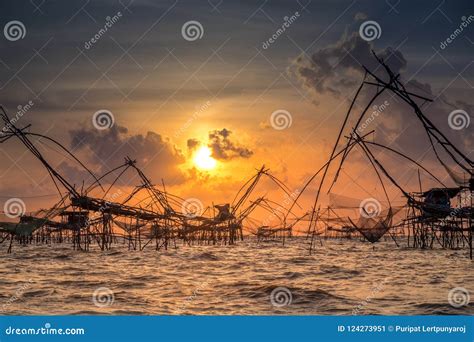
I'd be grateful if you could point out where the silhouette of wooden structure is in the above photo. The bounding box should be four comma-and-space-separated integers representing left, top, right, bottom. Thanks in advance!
0, 108, 296, 252
288, 52, 472, 258
0, 52, 472, 258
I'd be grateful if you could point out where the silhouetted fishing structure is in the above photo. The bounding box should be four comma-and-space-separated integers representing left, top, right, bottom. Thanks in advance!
0, 107, 298, 252
289, 52, 472, 258
0, 53, 472, 259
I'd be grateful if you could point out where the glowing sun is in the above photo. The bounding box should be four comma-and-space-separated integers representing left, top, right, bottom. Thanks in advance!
193, 146, 217, 170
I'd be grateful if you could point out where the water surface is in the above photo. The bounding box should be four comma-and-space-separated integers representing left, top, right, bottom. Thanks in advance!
0, 238, 472, 315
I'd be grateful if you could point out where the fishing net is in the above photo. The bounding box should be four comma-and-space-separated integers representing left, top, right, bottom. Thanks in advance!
0, 220, 44, 236
349, 207, 403, 243
326, 193, 406, 242
441, 163, 472, 188
328, 193, 391, 209
329, 193, 363, 209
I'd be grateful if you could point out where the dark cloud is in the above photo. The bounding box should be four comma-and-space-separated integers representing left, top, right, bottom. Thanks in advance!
368, 76, 473, 168
294, 32, 407, 97
295, 27, 472, 188
207, 128, 253, 160
355, 83, 472, 188
57, 161, 93, 187
64, 125, 187, 186
186, 138, 201, 152
186, 129, 253, 161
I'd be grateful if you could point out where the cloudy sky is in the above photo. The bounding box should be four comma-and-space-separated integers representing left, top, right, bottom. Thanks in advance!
0, 0, 472, 220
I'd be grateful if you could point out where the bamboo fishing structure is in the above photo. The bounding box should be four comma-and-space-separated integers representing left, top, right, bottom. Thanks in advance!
286, 52, 473, 258
0, 108, 298, 252
0, 53, 472, 259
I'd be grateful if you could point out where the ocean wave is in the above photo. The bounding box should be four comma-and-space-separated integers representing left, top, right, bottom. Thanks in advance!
1, 239, 471, 315
191, 252, 219, 261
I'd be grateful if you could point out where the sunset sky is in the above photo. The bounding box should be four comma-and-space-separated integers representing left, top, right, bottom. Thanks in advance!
0, 0, 472, 223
